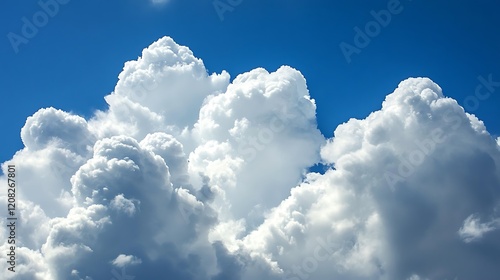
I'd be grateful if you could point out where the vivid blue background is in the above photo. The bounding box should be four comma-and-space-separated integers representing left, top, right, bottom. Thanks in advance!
1, 0, 499, 164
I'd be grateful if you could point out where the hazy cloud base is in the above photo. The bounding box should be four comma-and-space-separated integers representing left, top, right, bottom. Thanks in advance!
1, 37, 499, 280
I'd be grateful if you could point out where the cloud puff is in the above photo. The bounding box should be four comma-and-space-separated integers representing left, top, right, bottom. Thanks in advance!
1, 36, 499, 280
111, 254, 142, 268
240, 77, 500, 280
458, 214, 500, 243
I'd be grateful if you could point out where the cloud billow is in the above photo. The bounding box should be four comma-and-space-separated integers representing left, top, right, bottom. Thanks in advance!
1, 36, 499, 280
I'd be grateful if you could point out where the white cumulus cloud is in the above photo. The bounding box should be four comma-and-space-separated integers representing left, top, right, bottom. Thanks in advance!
1, 36, 499, 280
111, 254, 142, 268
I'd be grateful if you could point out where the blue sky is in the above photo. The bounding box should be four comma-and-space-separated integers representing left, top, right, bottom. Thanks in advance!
1, 0, 499, 164
1, 1, 500, 279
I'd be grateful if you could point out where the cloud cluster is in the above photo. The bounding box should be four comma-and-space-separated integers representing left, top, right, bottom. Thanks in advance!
241, 78, 500, 280
1, 36, 499, 280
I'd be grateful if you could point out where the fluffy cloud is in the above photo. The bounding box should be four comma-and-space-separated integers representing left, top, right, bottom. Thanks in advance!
1, 36, 499, 280
111, 254, 142, 267
240, 77, 500, 280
